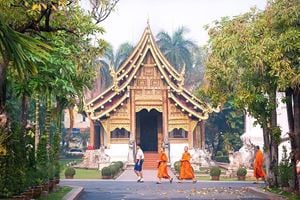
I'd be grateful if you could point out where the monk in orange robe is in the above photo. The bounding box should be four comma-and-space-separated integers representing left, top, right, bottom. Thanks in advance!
253, 146, 266, 183
157, 147, 173, 184
179, 146, 197, 183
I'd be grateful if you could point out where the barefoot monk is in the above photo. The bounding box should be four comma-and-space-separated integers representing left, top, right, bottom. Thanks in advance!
157, 147, 173, 184
179, 146, 197, 183
253, 146, 266, 183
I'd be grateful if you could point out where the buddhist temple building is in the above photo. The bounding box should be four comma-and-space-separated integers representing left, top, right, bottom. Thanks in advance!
84, 24, 218, 165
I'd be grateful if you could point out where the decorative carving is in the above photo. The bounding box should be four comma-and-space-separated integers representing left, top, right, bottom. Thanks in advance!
168, 124, 189, 132
144, 67, 154, 76
110, 123, 130, 132
150, 79, 160, 87
155, 90, 162, 95
109, 66, 119, 92
137, 79, 147, 87
145, 89, 153, 95
190, 120, 198, 132
178, 64, 185, 92
135, 89, 143, 95
136, 105, 163, 113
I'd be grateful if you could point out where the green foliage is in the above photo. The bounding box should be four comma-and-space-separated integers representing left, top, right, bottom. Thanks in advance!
271, 126, 282, 144
36, 135, 49, 182
101, 166, 112, 177
216, 151, 223, 157
215, 156, 229, 163
0, 0, 116, 197
64, 167, 76, 177
110, 164, 120, 176
237, 167, 247, 176
98, 42, 134, 90
0, 124, 25, 198
202, 100, 244, 156
112, 161, 124, 169
210, 166, 221, 176
278, 146, 292, 187
156, 27, 197, 70
174, 161, 181, 173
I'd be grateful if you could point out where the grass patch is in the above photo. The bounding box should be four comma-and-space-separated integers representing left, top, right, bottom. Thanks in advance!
38, 186, 72, 200
61, 168, 101, 179
265, 187, 300, 200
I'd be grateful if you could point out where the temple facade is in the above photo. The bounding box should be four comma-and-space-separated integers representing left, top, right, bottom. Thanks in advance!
84, 25, 217, 164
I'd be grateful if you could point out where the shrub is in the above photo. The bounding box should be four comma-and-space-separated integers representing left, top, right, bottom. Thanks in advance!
110, 164, 119, 176
215, 156, 229, 163
216, 151, 223, 157
222, 149, 229, 156
278, 146, 292, 187
237, 167, 247, 176
64, 167, 76, 177
101, 167, 112, 177
174, 161, 181, 173
210, 166, 221, 176
112, 161, 124, 169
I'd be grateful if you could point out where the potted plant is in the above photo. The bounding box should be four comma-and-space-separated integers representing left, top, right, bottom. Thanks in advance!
210, 166, 221, 180
64, 167, 76, 179
174, 161, 181, 177
101, 166, 112, 179
236, 167, 247, 181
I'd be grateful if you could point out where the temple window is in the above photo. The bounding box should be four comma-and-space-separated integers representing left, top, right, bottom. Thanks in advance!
169, 128, 188, 138
110, 128, 130, 138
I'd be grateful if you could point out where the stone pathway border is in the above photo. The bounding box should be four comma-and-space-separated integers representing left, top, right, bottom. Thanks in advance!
62, 186, 84, 200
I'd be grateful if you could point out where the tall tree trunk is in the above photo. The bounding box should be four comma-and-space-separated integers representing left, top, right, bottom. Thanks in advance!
285, 88, 298, 191
293, 88, 300, 193
262, 123, 271, 177
286, 88, 294, 133
269, 90, 278, 187
0, 62, 8, 114
35, 95, 40, 155
294, 88, 300, 157
0, 62, 9, 130
45, 93, 52, 146
21, 94, 28, 133
65, 106, 74, 149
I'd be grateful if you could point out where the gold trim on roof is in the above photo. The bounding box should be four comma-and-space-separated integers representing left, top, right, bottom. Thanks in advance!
169, 93, 209, 120
90, 93, 129, 120
85, 25, 216, 121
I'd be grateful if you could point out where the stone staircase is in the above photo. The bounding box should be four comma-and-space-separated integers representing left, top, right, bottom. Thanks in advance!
143, 152, 159, 169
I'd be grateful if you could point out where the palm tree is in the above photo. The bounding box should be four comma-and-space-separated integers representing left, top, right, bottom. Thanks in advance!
97, 42, 134, 90
156, 27, 197, 71
0, 18, 50, 124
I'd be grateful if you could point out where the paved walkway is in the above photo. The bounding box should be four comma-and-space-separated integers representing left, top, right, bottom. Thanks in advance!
60, 169, 277, 199
116, 169, 176, 182
61, 179, 269, 200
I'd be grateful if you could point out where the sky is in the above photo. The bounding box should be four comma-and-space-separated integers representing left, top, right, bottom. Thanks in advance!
82, 0, 267, 49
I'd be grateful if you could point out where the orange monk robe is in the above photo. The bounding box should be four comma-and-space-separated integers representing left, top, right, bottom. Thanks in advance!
179, 152, 195, 180
254, 150, 266, 178
157, 152, 170, 179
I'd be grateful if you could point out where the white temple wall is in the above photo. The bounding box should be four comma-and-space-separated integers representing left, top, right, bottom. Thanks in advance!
105, 144, 129, 162
169, 143, 189, 166
242, 92, 291, 162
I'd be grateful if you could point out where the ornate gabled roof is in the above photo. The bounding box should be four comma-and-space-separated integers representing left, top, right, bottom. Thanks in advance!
85, 24, 218, 120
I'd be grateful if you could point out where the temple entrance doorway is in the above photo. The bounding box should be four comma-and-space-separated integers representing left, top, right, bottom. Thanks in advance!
136, 109, 162, 152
